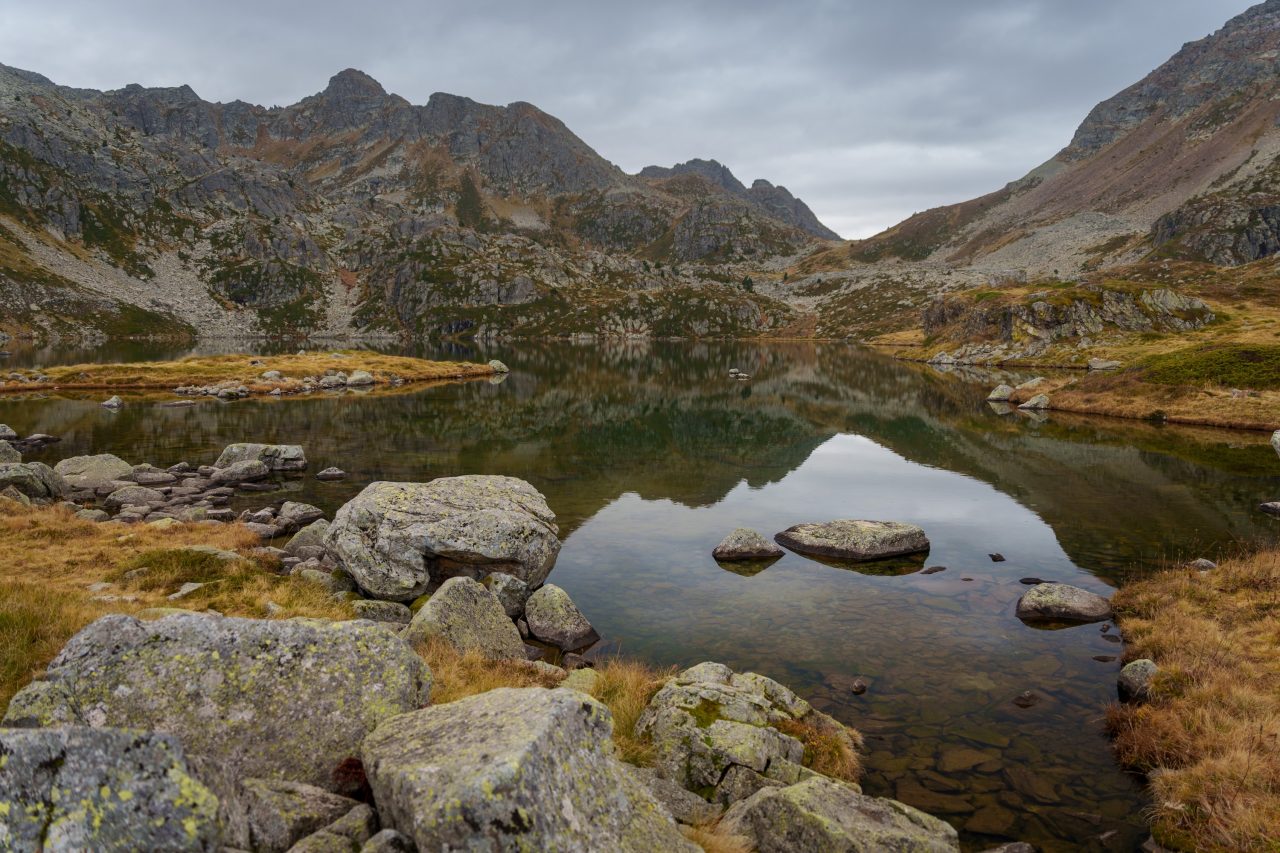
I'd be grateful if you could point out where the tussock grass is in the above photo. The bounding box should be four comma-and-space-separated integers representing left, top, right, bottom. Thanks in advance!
0, 500, 350, 709
586, 658, 676, 766
4, 350, 493, 394
415, 638, 565, 705
772, 716, 864, 784
681, 822, 753, 853
1109, 550, 1280, 851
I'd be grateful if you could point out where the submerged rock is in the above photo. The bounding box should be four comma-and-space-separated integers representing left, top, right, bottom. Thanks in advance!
215, 442, 308, 472
524, 583, 600, 650
1015, 582, 1113, 623
775, 520, 929, 562
3, 613, 431, 829
0, 726, 220, 852
0, 461, 69, 501
362, 687, 695, 852
720, 776, 959, 852
713, 527, 785, 561
324, 476, 561, 601
402, 576, 526, 659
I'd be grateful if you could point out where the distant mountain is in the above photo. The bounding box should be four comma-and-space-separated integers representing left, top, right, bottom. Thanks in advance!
639, 159, 840, 240
0, 66, 831, 342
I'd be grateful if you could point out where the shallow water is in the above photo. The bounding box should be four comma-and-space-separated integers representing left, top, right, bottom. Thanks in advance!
5, 340, 1279, 851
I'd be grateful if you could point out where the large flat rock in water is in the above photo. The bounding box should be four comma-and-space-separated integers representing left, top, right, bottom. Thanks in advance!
1015, 583, 1113, 624
2, 613, 431, 832
362, 687, 696, 852
775, 520, 929, 562
324, 476, 561, 601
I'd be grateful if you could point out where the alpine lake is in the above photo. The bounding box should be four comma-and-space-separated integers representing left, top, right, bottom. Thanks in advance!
4, 339, 1278, 852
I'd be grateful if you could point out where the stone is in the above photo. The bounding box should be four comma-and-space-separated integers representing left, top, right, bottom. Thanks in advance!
232, 778, 358, 853
563, 667, 600, 693
261, 370, 284, 381
986, 384, 1014, 401
720, 777, 959, 853
0, 439, 19, 462
1187, 558, 1217, 571
216, 442, 308, 472
1261, 501, 1280, 517
362, 687, 695, 852
1118, 659, 1159, 702
1087, 358, 1122, 370
101, 394, 124, 409
488, 359, 511, 373
1272, 429, 1280, 457
352, 599, 413, 624
481, 570, 530, 618
102, 484, 167, 512
346, 370, 375, 386
3, 613, 431, 829
324, 476, 561, 601
361, 829, 415, 852
524, 583, 600, 650
286, 518, 331, 553
276, 501, 325, 533
0, 461, 70, 501
168, 581, 205, 599
316, 467, 347, 480
402, 576, 526, 659
1018, 394, 1051, 410
75, 508, 110, 521
0, 726, 219, 852
774, 519, 929, 562
1016, 582, 1113, 623
212, 459, 271, 484
54, 453, 135, 490
713, 527, 785, 561
0, 424, 15, 440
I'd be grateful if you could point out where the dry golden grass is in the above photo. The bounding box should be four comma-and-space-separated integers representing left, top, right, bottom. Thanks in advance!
585, 657, 676, 766
0, 500, 352, 709
1109, 550, 1280, 852
681, 822, 754, 853
4, 350, 494, 395
415, 638, 565, 705
772, 716, 864, 784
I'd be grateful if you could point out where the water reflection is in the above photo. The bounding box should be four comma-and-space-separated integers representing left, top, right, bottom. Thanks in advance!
5, 340, 1280, 850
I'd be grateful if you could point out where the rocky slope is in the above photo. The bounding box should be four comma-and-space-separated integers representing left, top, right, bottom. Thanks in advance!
0, 65, 835, 343
794, 0, 1280, 338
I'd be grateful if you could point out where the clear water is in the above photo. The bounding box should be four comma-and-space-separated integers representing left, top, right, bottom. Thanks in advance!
4, 340, 1278, 851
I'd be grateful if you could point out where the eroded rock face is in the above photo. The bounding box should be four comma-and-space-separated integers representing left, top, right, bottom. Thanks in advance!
3, 613, 431, 830
215, 443, 308, 471
402, 576, 525, 659
635, 662, 860, 806
53, 453, 133, 490
720, 776, 959, 853
775, 520, 929, 562
324, 476, 561, 601
0, 461, 69, 501
0, 726, 220, 852
524, 583, 600, 651
1015, 583, 1113, 623
362, 687, 696, 852
713, 527, 785, 561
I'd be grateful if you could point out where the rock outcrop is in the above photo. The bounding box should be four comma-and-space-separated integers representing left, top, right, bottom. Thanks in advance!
402, 576, 526, 659
324, 476, 561, 601
215, 443, 307, 472
0, 461, 69, 502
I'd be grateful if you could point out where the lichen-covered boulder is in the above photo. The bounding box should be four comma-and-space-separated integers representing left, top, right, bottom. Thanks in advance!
211, 459, 270, 484
324, 476, 561, 601
635, 662, 861, 806
0, 726, 220, 852
230, 778, 358, 853
481, 571, 530, 618
276, 501, 324, 534
775, 520, 929, 562
720, 776, 959, 852
215, 443, 308, 471
713, 527, 784, 561
53, 453, 133, 490
103, 483, 164, 511
1118, 659, 1159, 703
0, 461, 69, 502
987, 384, 1014, 402
402, 576, 525, 659
0, 439, 19, 463
1015, 583, 1113, 623
1018, 394, 1051, 410
362, 687, 696, 852
286, 518, 330, 554
3, 613, 431, 831
346, 370, 375, 386
524, 583, 600, 651
352, 600, 413, 624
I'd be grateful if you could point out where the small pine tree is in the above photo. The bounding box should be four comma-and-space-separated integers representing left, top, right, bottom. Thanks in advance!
455, 172, 488, 231
742, 275, 754, 292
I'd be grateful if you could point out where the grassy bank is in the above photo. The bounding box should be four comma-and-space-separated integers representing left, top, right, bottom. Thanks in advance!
1108, 550, 1280, 852
0, 351, 495, 395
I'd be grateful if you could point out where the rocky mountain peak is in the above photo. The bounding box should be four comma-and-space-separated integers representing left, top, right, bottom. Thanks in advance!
322, 68, 388, 99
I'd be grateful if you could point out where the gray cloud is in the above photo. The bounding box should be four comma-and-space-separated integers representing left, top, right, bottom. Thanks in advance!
0, 0, 1252, 237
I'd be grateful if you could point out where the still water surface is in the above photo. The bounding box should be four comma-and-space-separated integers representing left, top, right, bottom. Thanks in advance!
4, 340, 1278, 851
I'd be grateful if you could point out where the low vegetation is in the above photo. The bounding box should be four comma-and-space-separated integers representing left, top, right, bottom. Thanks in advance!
1108, 550, 1280, 852
0, 350, 495, 394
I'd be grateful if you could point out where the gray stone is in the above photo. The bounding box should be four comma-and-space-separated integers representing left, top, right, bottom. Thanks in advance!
1016, 583, 1113, 623
353, 600, 413, 624
627, 765, 723, 826
0, 424, 15, 441
346, 370, 375, 386
1088, 358, 1122, 370
54, 453, 134, 490
1187, 558, 1217, 571
481, 571, 530, 618
0, 439, 19, 463
216, 443, 308, 472
488, 359, 511, 373
101, 394, 124, 409
402, 576, 525, 659
212, 459, 271, 484
287, 518, 331, 554
75, 508, 110, 522
524, 583, 600, 651
1118, 659, 1159, 703
713, 527, 785, 561
362, 687, 695, 852
3, 613, 431, 831
277, 501, 325, 533
774, 520, 929, 562
720, 776, 959, 852
0, 726, 219, 852
316, 467, 347, 480
0, 461, 70, 501
1272, 429, 1280, 457
360, 829, 415, 853
324, 476, 561, 601
1018, 394, 1051, 410
986, 384, 1015, 402
233, 778, 358, 853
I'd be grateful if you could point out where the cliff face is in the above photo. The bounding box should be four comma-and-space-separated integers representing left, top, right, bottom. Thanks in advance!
0, 66, 835, 342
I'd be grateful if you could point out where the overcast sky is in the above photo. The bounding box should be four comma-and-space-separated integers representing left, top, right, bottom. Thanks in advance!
0, 0, 1256, 237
